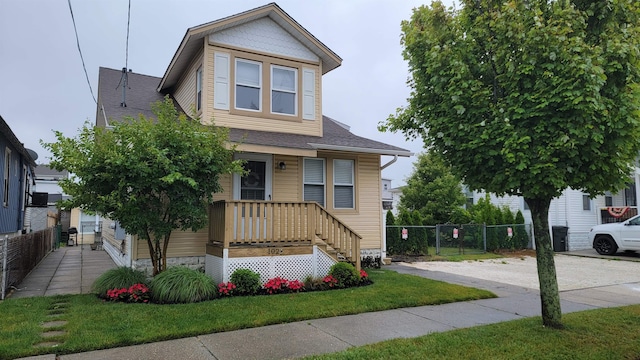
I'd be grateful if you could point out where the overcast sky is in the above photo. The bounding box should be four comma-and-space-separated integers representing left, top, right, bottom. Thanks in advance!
1, 0, 455, 186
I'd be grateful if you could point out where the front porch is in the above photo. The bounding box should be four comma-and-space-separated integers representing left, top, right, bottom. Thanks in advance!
205, 200, 361, 284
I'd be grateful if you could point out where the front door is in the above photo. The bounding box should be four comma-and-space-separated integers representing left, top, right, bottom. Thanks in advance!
233, 153, 272, 201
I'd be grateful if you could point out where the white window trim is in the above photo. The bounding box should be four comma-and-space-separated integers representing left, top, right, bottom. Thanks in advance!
333, 159, 355, 209
3, 147, 11, 207
196, 66, 203, 112
232, 153, 272, 201
303, 158, 325, 207
270, 64, 297, 116
234, 58, 262, 112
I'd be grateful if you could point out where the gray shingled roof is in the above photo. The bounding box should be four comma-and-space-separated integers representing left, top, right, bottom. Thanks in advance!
34, 164, 68, 179
97, 67, 411, 156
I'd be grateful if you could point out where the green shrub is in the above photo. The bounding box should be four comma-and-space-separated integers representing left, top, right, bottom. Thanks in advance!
149, 266, 217, 304
328, 262, 359, 288
92, 266, 148, 297
230, 268, 261, 296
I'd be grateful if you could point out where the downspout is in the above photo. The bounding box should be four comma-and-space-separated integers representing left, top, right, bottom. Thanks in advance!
380, 155, 398, 171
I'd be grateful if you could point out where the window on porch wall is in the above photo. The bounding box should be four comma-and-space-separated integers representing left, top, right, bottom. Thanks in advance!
3, 148, 11, 207
334, 159, 354, 209
303, 158, 325, 207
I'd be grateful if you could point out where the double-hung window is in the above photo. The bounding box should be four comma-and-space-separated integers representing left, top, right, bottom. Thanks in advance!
3, 148, 11, 207
271, 65, 297, 115
235, 59, 261, 111
196, 67, 203, 111
303, 158, 325, 207
334, 159, 354, 209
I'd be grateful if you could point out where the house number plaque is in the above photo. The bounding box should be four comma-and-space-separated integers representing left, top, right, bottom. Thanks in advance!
267, 248, 284, 255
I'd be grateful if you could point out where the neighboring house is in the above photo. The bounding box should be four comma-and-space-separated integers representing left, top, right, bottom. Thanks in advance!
388, 186, 404, 216
95, 3, 412, 280
0, 116, 36, 237
381, 178, 393, 212
468, 179, 640, 251
29, 165, 70, 232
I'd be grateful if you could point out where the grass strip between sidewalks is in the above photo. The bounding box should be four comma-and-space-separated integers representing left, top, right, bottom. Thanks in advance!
0, 269, 494, 359
308, 305, 640, 360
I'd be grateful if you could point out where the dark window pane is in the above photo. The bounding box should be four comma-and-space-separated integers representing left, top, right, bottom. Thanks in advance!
272, 91, 295, 114
236, 86, 260, 110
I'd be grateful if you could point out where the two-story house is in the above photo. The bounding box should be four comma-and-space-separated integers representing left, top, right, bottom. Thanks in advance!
95, 3, 411, 281
0, 116, 36, 237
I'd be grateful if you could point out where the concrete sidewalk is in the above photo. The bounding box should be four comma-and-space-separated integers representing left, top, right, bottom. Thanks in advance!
8, 245, 116, 299
13, 258, 640, 359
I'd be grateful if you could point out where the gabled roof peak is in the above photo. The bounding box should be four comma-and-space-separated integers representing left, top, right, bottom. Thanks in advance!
158, 3, 342, 92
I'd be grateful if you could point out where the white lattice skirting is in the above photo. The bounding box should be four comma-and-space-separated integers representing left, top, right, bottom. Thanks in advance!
205, 246, 336, 284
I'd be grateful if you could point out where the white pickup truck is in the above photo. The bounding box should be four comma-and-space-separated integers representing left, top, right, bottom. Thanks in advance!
588, 215, 640, 255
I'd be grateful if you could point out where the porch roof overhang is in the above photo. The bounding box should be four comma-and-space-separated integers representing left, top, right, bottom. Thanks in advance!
228, 116, 412, 158
233, 143, 317, 157
307, 143, 413, 157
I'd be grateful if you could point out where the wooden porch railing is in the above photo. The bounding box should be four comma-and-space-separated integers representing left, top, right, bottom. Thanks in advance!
209, 201, 361, 268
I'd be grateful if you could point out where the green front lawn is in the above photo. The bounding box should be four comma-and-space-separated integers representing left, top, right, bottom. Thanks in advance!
309, 305, 640, 359
0, 269, 494, 359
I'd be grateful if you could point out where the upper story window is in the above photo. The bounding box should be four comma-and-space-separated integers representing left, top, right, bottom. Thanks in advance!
235, 59, 261, 111
3, 148, 11, 207
196, 67, 203, 112
271, 65, 297, 115
213, 50, 317, 121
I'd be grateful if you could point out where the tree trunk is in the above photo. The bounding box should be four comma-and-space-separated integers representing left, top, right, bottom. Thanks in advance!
526, 197, 563, 328
146, 237, 159, 276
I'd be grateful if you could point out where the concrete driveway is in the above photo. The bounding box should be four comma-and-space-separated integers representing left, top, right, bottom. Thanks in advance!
403, 252, 640, 291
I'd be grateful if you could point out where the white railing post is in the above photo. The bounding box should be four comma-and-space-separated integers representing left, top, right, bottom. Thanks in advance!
1, 235, 8, 300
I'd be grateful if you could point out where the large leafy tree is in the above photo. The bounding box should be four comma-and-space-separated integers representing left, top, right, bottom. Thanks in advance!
380, 0, 640, 327
399, 151, 465, 224
44, 97, 244, 275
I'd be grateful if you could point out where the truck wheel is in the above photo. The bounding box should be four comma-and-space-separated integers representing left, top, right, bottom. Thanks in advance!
593, 235, 618, 255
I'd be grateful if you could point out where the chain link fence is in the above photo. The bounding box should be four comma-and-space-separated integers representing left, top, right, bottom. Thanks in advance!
386, 223, 533, 257
1, 226, 58, 299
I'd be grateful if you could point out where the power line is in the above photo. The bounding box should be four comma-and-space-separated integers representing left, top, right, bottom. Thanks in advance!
67, 0, 97, 104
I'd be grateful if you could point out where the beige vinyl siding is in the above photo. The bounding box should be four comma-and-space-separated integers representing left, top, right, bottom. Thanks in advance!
316, 152, 383, 250
341, 154, 382, 250
272, 155, 300, 202
101, 218, 125, 255
205, 46, 322, 136
213, 173, 232, 201
135, 228, 210, 259
174, 51, 204, 116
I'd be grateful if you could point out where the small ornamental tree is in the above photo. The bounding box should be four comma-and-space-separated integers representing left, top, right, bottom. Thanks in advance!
44, 97, 244, 275
399, 151, 465, 224
380, 1, 640, 327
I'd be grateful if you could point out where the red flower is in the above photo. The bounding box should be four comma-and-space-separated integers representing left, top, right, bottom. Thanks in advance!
264, 277, 289, 294
218, 282, 236, 296
322, 275, 338, 288
360, 269, 368, 278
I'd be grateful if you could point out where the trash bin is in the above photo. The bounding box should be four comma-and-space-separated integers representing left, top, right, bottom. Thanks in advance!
552, 226, 568, 252
67, 227, 77, 246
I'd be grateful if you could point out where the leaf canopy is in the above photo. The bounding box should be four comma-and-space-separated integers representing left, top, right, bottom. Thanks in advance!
43, 97, 243, 242
382, 0, 640, 200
